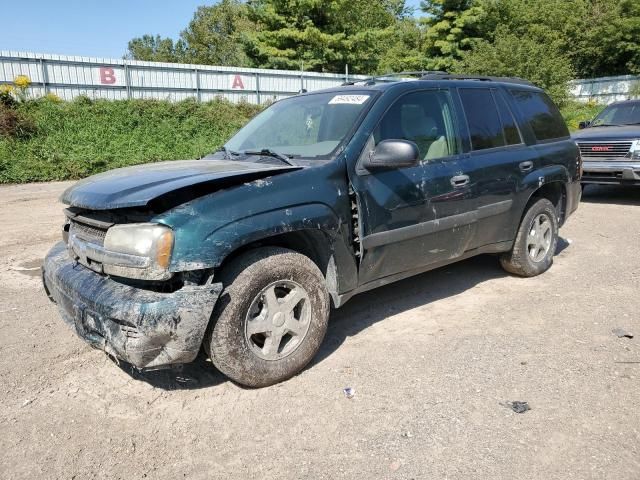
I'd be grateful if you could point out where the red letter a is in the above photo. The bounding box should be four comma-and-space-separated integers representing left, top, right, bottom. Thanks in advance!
232, 75, 245, 89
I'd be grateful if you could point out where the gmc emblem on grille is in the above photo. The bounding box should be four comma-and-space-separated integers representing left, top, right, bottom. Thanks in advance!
591, 146, 611, 152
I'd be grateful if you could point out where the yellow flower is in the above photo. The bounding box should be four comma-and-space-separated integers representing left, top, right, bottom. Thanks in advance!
14, 75, 31, 89
45, 92, 62, 102
0, 83, 15, 94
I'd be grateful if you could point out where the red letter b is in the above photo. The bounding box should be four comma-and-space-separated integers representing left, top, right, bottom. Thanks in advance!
100, 67, 116, 85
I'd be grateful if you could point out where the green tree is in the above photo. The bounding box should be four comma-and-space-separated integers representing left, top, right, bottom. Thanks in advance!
378, 18, 426, 73
126, 35, 186, 63
476, 0, 640, 79
245, 0, 407, 73
127, 1, 255, 67
181, 0, 255, 67
420, 0, 487, 71
455, 27, 575, 104
573, 0, 640, 77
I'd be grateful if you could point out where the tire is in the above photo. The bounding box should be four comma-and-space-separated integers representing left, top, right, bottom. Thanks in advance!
206, 247, 330, 388
499, 198, 559, 277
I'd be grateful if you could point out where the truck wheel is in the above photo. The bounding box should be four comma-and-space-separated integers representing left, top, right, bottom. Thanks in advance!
499, 198, 559, 277
206, 247, 330, 388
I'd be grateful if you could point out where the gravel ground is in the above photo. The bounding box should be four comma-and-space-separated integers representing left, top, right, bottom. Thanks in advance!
0, 181, 638, 480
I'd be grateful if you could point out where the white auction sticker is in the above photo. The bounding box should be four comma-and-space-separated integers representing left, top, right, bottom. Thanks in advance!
329, 95, 370, 105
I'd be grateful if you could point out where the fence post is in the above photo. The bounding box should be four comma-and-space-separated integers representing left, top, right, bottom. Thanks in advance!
39, 58, 49, 96
255, 72, 261, 104
124, 61, 131, 99
195, 68, 201, 102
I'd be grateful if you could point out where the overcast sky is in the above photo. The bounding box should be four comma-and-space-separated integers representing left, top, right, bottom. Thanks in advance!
2, 0, 423, 59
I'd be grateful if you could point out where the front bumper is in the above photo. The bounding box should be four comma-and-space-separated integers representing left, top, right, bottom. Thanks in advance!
582, 161, 640, 185
42, 242, 222, 369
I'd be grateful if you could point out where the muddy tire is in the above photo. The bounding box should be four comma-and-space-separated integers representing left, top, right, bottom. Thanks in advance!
500, 198, 559, 277
206, 247, 330, 388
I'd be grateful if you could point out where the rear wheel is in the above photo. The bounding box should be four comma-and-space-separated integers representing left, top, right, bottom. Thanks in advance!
500, 198, 559, 277
206, 247, 330, 387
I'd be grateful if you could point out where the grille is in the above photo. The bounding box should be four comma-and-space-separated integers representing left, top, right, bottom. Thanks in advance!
69, 219, 107, 246
577, 141, 632, 159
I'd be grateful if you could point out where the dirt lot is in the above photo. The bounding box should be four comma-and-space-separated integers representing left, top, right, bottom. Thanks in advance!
0, 181, 639, 480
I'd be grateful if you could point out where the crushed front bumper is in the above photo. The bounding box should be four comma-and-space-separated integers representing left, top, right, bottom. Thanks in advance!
42, 242, 222, 369
582, 161, 640, 185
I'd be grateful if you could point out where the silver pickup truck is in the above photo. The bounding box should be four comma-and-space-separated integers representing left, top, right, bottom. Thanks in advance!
572, 99, 640, 186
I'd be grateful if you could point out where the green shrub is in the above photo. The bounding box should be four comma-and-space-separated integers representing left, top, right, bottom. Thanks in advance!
0, 104, 36, 139
0, 94, 607, 184
0, 98, 262, 183
560, 100, 605, 131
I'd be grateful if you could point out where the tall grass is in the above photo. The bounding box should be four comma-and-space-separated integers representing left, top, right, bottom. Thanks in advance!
0, 96, 605, 184
0, 97, 262, 183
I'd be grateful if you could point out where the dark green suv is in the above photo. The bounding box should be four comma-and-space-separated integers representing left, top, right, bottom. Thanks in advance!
43, 73, 582, 387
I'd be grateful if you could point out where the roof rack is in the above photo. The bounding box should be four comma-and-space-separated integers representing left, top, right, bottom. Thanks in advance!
419, 73, 534, 86
341, 71, 535, 87
341, 71, 448, 86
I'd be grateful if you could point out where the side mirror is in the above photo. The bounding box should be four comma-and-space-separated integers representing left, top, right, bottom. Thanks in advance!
578, 120, 591, 129
362, 139, 420, 170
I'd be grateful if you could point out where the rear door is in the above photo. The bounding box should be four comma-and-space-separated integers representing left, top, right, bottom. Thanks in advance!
456, 87, 529, 248
506, 89, 576, 221
350, 88, 477, 284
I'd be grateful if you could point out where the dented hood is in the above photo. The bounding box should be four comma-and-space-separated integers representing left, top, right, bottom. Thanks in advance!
61, 159, 301, 210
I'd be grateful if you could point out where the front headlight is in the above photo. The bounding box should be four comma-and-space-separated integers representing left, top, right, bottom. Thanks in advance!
103, 223, 174, 279
630, 139, 640, 160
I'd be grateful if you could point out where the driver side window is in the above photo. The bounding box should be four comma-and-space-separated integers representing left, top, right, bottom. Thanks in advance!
373, 90, 460, 161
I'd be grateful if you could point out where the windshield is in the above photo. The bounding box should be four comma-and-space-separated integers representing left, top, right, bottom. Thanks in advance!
225, 91, 374, 159
592, 102, 640, 126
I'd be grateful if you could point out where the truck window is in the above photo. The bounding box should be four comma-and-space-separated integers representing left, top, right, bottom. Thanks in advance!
495, 90, 523, 145
510, 90, 569, 141
373, 90, 460, 161
225, 91, 373, 158
459, 88, 506, 150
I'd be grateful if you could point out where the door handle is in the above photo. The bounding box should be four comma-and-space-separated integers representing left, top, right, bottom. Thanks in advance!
519, 161, 534, 172
450, 175, 470, 187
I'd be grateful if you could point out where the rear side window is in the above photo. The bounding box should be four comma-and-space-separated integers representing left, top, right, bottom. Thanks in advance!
459, 88, 505, 150
510, 90, 569, 141
495, 91, 522, 145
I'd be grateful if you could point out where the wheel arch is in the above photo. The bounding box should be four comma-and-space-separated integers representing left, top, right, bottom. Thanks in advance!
521, 165, 570, 226
213, 210, 359, 307
525, 181, 567, 225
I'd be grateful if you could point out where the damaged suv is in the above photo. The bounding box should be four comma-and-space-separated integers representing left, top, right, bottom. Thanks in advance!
43, 73, 582, 387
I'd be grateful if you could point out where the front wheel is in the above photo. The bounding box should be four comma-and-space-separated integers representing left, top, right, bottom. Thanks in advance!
206, 247, 330, 388
500, 198, 559, 277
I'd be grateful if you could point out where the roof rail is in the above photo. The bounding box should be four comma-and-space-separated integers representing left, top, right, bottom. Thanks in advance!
341, 71, 448, 86
419, 73, 535, 86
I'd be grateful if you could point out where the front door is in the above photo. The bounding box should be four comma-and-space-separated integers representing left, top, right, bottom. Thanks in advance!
350, 89, 477, 285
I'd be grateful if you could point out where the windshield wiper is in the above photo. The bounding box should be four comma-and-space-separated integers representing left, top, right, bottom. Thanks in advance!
215, 146, 241, 160
243, 148, 295, 166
